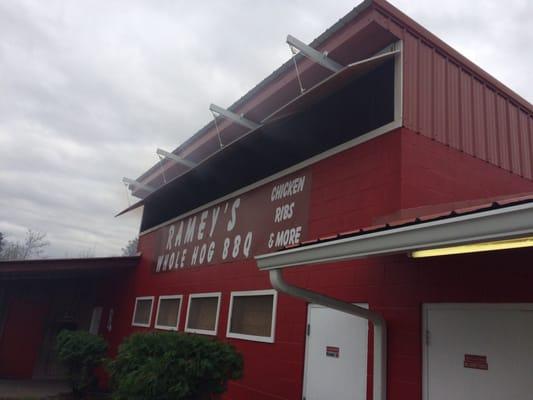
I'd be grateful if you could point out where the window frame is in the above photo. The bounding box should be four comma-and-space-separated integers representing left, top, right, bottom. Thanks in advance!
131, 296, 155, 328
184, 292, 222, 336
154, 294, 183, 331
226, 289, 278, 343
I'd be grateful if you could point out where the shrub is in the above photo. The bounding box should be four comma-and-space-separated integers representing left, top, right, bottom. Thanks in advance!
107, 332, 243, 400
56, 330, 108, 396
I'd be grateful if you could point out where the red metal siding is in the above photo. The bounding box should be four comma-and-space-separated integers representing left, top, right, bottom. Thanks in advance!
496, 94, 511, 170
485, 89, 499, 165
403, 31, 418, 132
519, 109, 532, 179
432, 52, 447, 144
471, 78, 487, 160
446, 61, 461, 150
383, 7, 533, 181
417, 41, 433, 137
509, 104, 522, 175
459, 70, 474, 156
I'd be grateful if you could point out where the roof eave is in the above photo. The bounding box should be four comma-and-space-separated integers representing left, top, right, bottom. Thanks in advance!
255, 202, 533, 270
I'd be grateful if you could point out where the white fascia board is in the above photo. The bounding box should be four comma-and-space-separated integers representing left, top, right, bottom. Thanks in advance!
256, 202, 533, 270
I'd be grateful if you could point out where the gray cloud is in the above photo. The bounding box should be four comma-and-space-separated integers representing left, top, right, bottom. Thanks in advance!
0, 0, 531, 257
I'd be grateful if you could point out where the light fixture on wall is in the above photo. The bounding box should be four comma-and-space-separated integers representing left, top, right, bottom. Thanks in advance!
410, 236, 533, 258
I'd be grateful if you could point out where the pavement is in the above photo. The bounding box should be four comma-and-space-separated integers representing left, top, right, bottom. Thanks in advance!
0, 380, 71, 399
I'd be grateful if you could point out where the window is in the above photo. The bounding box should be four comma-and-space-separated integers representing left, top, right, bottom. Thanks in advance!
131, 296, 154, 327
154, 295, 182, 330
185, 292, 221, 336
227, 290, 277, 343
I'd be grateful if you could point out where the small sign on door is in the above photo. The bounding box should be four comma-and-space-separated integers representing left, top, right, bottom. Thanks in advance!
326, 346, 340, 358
464, 354, 488, 370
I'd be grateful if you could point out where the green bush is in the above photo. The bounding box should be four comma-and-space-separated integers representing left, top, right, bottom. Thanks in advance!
107, 332, 243, 400
56, 330, 108, 396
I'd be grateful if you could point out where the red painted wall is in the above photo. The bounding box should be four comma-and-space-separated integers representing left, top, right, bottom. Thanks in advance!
108, 128, 533, 400
0, 292, 50, 378
400, 128, 533, 208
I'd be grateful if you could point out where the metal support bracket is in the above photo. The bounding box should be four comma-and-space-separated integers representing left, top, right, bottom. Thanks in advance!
122, 177, 154, 192
209, 104, 260, 130
156, 148, 197, 168
286, 34, 343, 73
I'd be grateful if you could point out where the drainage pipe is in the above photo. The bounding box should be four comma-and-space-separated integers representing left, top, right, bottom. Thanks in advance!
269, 269, 387, 400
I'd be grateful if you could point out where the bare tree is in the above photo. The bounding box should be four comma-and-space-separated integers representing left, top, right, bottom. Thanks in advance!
77, 248, 96, 258
0, 232, 4, 255
121, 237, 139, 256
0, 229, 50, 261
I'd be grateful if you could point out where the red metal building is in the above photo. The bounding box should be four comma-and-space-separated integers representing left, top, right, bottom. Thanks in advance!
112, 1, 533, 398
0, 256, 139, 380
2, 1, 532, 399
114, 1, 533, 399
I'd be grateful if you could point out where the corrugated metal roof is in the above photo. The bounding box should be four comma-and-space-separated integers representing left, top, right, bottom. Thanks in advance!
0, 255, 140, 279
283, 193, 533, 250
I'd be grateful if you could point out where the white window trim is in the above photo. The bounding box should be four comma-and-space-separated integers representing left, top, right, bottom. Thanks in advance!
131, 296, 155, 328
226, 289, 278, 344
184, 292, 222, 336
154, 294, 183, 331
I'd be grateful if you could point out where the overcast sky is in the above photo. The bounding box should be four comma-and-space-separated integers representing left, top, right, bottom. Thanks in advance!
0, 0, 531, 258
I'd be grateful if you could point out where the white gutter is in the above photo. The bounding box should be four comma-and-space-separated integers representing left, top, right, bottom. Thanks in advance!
256, 202, 533, 270
256, 201, 533, 400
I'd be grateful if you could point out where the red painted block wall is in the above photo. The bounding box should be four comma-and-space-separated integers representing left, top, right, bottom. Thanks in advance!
0, 292, 50, 379
106, 128, 533, 400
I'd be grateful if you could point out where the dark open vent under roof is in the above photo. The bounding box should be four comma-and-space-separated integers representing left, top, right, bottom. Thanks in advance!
139, 59, 395, 232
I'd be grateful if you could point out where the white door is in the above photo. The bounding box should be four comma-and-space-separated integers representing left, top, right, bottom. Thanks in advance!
424, 304, 533, 400
303, 304, 368, 400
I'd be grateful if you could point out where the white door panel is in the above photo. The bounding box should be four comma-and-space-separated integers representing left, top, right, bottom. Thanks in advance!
304, 304, 368, 400
425, 304, 533, 400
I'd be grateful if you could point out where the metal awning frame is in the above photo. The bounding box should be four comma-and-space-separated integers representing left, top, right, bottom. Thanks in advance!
120, 41, 402, 210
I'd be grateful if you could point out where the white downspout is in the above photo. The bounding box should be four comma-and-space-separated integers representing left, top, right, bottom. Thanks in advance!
269, 269, 387, 400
